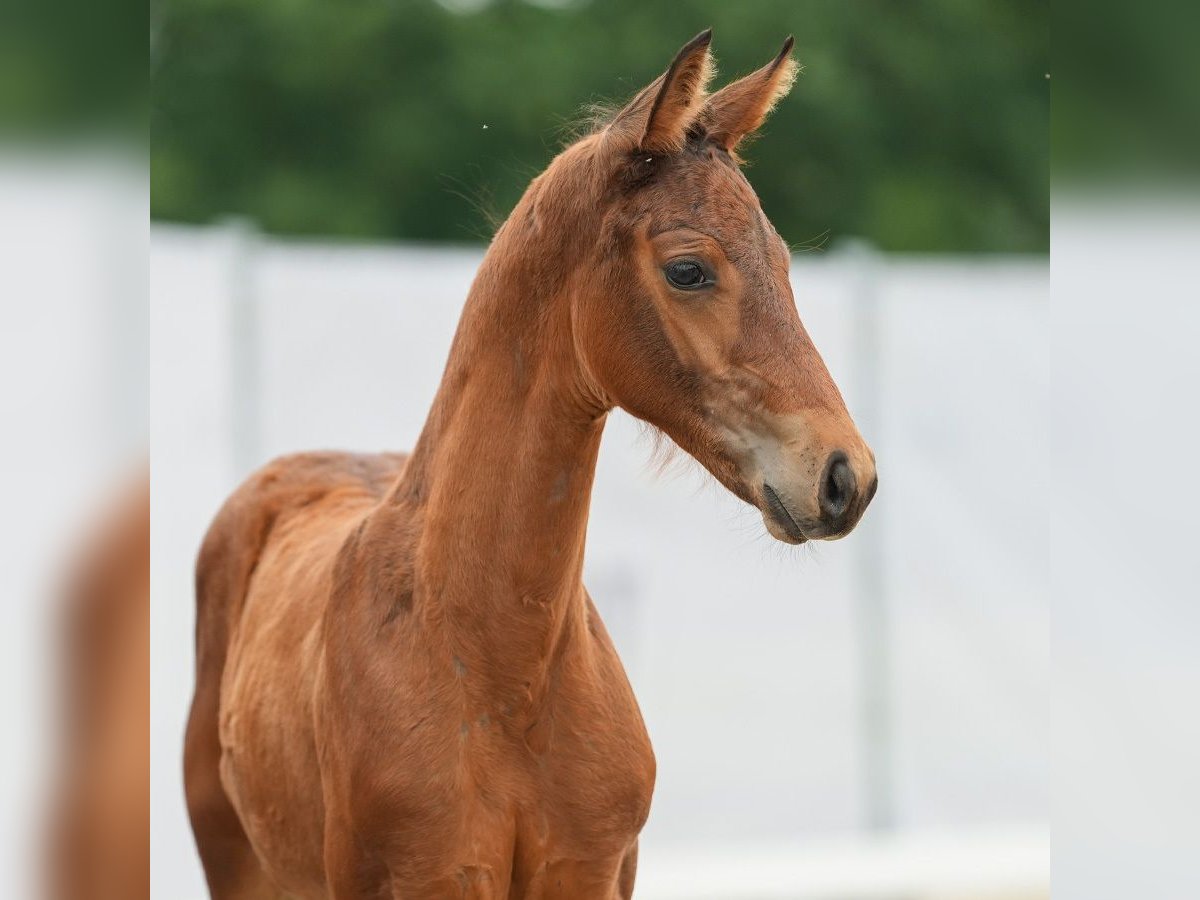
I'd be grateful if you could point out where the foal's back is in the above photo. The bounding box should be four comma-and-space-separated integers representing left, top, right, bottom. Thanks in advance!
185, 450, 406, 898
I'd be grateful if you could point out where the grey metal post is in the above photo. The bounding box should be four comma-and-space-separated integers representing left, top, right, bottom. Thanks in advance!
225, 217, 261, 479
103, 176, 148, 461
840, 238, 893, 833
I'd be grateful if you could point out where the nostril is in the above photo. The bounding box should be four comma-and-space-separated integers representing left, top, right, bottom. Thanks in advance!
819, 452, 855, 522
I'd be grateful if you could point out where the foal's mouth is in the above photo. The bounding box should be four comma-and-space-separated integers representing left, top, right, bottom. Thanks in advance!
761, 483, 808, 544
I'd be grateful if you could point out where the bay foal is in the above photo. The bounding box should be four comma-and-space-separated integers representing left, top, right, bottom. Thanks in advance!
185, 31, 876, 900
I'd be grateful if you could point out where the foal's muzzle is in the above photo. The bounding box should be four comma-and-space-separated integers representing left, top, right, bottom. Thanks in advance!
760, 448, 877, 544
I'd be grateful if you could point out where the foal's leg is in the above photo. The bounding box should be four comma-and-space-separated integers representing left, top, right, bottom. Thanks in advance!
322, 807, 391, 900
325, 815, 505, 900
184, 677, 284, 900
524, 855, 635, 900
616, 841, 639, 900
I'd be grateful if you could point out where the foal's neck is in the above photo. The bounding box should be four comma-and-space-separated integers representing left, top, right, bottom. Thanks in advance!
389, 183, 608, 688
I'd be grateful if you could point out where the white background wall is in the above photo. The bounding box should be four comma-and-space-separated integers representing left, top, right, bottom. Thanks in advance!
150, 224, 1048, 897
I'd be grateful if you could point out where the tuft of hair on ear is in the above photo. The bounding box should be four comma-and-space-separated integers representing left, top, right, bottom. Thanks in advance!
704, 36, 799, 155
604, 29, 716, 156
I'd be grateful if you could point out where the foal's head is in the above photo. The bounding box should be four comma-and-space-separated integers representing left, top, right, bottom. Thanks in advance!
552, 31, 877, 543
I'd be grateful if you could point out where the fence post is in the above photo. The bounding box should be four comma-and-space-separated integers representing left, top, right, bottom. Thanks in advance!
225, 217, 261, 479
839, 238, 893, 834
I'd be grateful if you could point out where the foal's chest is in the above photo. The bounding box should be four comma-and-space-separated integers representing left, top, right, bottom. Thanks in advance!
354, 676, 655, 887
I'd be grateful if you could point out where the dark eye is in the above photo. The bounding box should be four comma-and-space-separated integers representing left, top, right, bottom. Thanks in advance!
663, 260, 711, 291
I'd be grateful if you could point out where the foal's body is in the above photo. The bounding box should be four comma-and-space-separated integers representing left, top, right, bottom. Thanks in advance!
191, 444, 647, 898
187, 32, 876, 899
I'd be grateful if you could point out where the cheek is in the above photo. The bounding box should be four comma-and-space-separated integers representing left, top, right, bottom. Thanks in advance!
648, 282, 743, 375
576, 266, 668, 399
611, 291, 683, 402
573, 269, 689, 424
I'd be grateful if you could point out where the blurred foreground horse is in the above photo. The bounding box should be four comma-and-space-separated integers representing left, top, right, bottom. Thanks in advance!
185, 30, 875, 899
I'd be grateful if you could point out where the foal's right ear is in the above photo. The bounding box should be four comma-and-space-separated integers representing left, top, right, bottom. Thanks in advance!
703, 37, 798, 153
607, 29, 714, 154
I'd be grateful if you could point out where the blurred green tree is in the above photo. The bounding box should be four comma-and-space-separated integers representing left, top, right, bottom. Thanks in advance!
151, 0, 1047, 253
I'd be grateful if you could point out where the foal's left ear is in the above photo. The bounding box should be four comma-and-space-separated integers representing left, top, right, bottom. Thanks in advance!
608, 29, 715, 154
704, 37, 799, 153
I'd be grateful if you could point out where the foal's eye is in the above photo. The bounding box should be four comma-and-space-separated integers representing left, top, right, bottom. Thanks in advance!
663, 260, 711, 291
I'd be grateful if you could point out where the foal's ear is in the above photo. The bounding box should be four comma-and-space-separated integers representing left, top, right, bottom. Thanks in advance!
704, 36, 798, 153
608, 29, 714, 154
